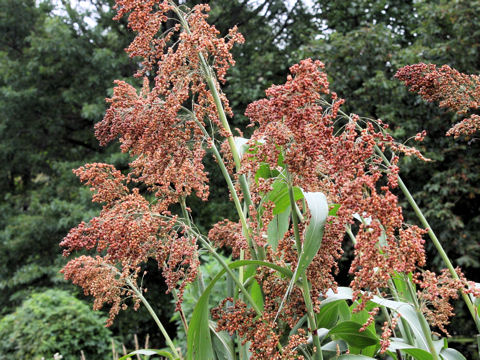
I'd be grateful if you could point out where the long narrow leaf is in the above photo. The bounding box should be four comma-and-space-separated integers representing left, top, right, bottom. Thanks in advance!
118, 349, 175, 360
370, 296, 430, 351
388, 340, 433, 360
322, 288, 431, 352
267, 207, 291, 251
275, 191, 328, 320
209, 320, 235, 360
328, 321, 379, 349
187, 260, 293, 360
294, 191, 328, 281
440, 348, 467, 360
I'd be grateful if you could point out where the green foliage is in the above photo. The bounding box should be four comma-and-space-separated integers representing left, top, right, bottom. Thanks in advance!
187, 259, 294, 360
0, 289, 113, 359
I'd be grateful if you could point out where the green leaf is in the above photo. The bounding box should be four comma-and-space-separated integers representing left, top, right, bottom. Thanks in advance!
361, 344, 378, 358
267, 207, 291, 251
440, 348, 467, 360
370, 295, 430, 351
317, 301, 342, 329
275, 191, 328, 319
187, 283, 215, 360
209, 321, 235, 360
322, 340, 348, 352
234, 137, 250, 159
389, 340, 433, 360
250, 279, 264, 311
187, 260, 293, 360
338, 300, 352, 321
336, 355, 377, 359
118, 349, 175, 360
294, 191, 328, 281
268, 181, 304, 215
322, 287, 354, 305
255, 162, 274, 183
328, 203, 341, 216
392, 272, 414, 303
323, 287, 431, 352
328, 321, 379, 349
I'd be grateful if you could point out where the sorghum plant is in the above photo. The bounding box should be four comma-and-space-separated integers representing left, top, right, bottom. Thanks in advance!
61, 1, 480, 359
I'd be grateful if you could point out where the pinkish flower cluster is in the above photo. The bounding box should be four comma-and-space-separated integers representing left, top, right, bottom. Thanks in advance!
413, 268, 480, 336
446, 114, 480, 138
61, 164, 199, 317
61, 0, 244, 324
208, 219, 249, 259
242, 59, 427, 301
61, 255, 138, 326
396, 63, 480, 138
212, 298, 308, 360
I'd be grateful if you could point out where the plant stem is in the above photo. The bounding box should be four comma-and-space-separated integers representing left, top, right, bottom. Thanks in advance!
289, 185, 303, 253
388, 280, 416, 347
125, 278, 181, 359
200, 61, 264, 261
171, 288, 189, 334
187, 112, 257, 258
288, 181, 323, 360
196, 236, 262, 315
171, 1, 265, 260
376, 292, 404, 360
301, 277, 323, 360
404, 277, 440, 359
180, 197, 205, 296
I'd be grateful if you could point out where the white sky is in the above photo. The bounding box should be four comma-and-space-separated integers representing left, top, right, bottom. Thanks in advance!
50, 0, 318, 29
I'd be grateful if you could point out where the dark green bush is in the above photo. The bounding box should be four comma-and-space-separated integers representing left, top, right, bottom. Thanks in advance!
0, 289, 113, 359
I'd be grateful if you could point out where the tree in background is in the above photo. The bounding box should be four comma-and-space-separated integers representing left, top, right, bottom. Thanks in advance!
0, 289, 114, 359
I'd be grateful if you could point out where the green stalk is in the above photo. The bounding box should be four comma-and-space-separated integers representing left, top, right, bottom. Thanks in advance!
186, 112, 256, 258
200, 57, 265, 261
288, 185, 303, 253
404, 278, 440, 360
180, 197, 206, 297
172, 4, 262, 260
374, 145, 480, 331
376, 292, 404, 360
199, 56, 254, 209
125, 278, 181, 359
288, 183, 323, 360
171, 288, 189, 334
196, 236, 262, 316
388, 280, 416, 347
301, 276, 323, 360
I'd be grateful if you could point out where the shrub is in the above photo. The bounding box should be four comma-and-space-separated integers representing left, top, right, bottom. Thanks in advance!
0, 289, 113, 359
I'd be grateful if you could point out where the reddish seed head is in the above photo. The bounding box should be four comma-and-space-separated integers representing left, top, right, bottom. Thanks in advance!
396, 63, 480, 138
